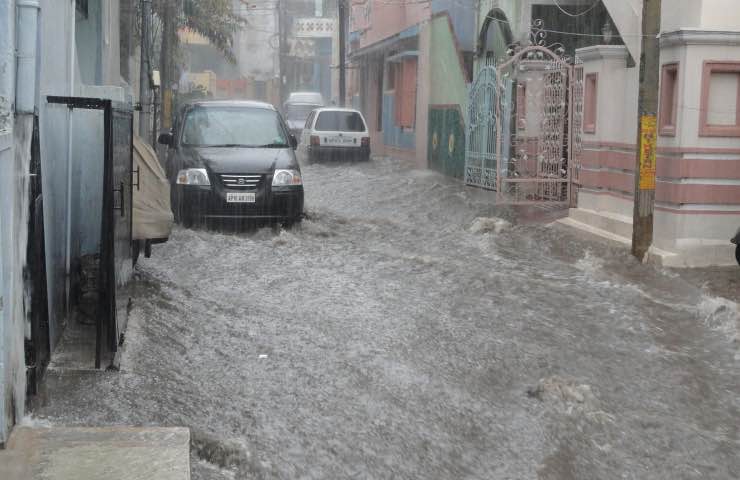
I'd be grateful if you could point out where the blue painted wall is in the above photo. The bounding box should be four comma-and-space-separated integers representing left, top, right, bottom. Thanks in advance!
382, 93, 415, 150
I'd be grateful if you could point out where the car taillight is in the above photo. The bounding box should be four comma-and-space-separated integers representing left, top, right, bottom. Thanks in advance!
310, 135, 320, 146
361, 137, 370, 147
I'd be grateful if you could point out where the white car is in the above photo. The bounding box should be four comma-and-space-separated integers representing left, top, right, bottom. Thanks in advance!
299, 108, 370, 162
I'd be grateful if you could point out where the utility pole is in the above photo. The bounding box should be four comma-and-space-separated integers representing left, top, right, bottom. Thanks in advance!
631, 0, 661, 260
278, 0, 288, 106
337, 0, 346, 107
160, 0, 180, 131
139, 0, 152, 143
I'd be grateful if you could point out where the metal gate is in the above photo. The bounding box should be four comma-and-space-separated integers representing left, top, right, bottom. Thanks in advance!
464, 30, 582, 205
464, 65, 500, 190
46, 96, 134, 369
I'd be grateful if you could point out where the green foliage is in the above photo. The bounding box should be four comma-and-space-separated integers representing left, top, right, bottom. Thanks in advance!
153, 0, 247, 63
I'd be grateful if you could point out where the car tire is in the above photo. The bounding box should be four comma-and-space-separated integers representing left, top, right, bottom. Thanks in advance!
132, 240, 141, 266
282, 217, 303, 229
736, 244, 740, 266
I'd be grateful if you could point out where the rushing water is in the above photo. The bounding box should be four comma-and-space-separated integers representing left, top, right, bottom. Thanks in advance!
34, 157, 739, 479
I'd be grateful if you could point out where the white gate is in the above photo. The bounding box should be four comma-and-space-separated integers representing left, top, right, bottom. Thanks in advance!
464, 26, 583, 205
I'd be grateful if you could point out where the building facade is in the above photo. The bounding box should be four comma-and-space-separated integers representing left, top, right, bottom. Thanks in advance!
566, 0, 740, 267
0, 0, 135, 444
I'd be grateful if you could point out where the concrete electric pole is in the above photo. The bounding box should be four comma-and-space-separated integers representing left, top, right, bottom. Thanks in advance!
631, 0, 662, 260
337, 0, 346, 107
139, 0, 152, 143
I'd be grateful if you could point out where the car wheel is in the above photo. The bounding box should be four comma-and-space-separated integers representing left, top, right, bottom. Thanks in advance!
132, 240, 141, 266
282, 217, 302, 229
736, 244, 740, 266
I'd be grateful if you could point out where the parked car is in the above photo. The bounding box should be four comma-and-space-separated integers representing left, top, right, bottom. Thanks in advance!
132, 135, 173, 264
158, 100, 304, 228
732, 227, 740, 265
284, 91, 325, 139
298, 108, 370, 162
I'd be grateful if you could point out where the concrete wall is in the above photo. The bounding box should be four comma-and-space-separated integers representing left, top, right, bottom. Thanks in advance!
0, 0, 35, 446
570, 5, 740, 266
0, 0, 16, 444
39, 0, 76, 348
651, 30, 740, 265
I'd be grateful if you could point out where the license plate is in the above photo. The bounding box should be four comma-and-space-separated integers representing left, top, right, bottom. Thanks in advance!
325, 136, 355, 145
226, 192, 255, 203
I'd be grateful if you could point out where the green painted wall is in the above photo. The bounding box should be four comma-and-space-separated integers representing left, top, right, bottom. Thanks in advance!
428, 106, 465, 178
429, 16, 468, 108
427, 15, 469, 178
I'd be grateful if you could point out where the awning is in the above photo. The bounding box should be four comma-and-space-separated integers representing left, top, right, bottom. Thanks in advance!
349, 24, 419, 59
385, 50, 419, 63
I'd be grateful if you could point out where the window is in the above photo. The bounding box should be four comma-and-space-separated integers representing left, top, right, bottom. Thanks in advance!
659, 64, 678, 136
584, 73, 598, 134
395, 58, 418, 129
182, 107, 288, 147
315, 111, 367, 132
304, 111, 315, 130
699, 61, 740, 137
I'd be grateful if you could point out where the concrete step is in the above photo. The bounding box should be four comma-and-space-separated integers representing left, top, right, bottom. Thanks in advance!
568, 207, 633, 240
1, 426, 190, 480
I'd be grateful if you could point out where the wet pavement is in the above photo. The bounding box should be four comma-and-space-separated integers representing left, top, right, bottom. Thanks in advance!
33, 157, 739, 479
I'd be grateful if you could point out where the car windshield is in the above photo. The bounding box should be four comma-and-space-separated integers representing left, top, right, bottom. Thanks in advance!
181, 106, 289, 147
286, 104, 319, 122
314, 111, 366, 132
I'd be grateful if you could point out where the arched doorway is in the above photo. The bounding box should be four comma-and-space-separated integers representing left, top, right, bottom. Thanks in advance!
477, 9, 513, 67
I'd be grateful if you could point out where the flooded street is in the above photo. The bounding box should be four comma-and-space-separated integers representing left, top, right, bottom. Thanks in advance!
34, 158, 739, 479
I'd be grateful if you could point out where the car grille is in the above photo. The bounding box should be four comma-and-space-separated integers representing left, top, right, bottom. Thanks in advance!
220, 174, 263, 189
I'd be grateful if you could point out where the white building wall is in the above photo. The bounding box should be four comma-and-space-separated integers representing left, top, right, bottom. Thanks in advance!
568, 1, 740, 267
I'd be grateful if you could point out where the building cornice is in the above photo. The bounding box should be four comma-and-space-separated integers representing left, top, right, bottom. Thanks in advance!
575, 45, 630, 63
660, 29, 740, 48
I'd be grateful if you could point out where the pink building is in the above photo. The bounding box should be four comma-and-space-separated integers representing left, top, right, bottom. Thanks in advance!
562, 0, 740, 267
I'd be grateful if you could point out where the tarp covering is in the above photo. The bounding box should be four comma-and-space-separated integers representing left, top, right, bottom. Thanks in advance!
133, 136, 173, 240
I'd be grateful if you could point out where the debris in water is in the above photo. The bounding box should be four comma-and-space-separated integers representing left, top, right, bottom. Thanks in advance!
526, 375, 598, 409
468, 217, 511, 235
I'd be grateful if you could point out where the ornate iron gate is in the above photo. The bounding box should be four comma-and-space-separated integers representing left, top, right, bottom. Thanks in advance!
464, 65, 500, 190
464, 27, 582, 205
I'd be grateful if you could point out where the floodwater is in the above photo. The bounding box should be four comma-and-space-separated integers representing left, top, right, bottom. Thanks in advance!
34, 157, 739, 479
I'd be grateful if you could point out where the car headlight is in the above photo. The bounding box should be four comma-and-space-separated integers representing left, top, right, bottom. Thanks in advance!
272, 169, 302, 186
176, 168, 210, 186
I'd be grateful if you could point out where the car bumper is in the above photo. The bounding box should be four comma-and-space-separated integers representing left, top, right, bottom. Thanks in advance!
176, 185, 304, 221
308, 145, 370, 160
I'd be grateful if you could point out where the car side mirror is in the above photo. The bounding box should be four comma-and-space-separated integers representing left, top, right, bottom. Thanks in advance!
158, 132, 173, 146
289, 134, 298, 150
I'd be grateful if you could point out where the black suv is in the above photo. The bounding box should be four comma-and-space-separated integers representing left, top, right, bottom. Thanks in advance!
159, 100, 304, 227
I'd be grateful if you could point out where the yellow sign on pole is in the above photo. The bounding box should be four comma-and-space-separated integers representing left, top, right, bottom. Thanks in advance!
639, 115, 657, 190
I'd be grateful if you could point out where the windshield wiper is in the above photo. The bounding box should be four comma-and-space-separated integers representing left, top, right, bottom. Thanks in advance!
208, 143, 252, 148
256, 143, 289, 148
